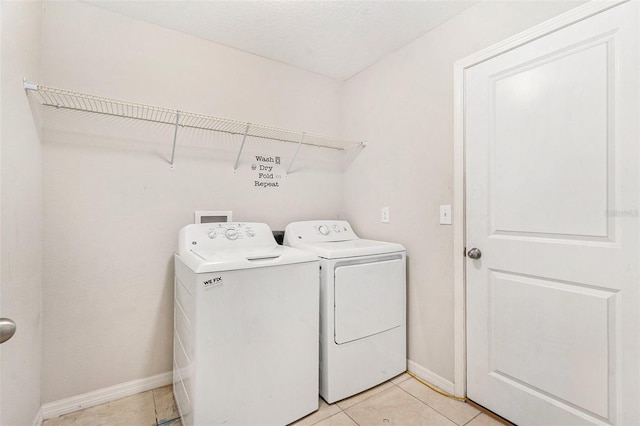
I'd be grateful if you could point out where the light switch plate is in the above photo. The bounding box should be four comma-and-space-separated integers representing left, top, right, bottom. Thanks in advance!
440, 205, 452, 225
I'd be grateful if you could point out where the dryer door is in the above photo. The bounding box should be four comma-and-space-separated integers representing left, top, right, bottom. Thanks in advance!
334, 257, 405, 345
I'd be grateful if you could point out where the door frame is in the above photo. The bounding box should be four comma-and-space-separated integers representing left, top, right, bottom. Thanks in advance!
451, 0, 627, 398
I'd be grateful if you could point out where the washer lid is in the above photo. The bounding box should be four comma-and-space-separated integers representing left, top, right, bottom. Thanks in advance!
293, 239, 405, 259
178, 245, 318, 273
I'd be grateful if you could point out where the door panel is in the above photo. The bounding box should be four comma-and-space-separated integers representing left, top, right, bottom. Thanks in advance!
465, 3, 639, 425
492, 41, 610, 238
489, 271, 613, 419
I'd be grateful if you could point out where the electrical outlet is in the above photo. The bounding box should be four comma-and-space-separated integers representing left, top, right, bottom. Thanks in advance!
381, 207, 390, 223
440, 205, 452, 225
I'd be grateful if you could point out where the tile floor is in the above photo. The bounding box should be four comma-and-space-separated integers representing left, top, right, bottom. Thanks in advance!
42, 385, 180, 426
42, 373, 508, 426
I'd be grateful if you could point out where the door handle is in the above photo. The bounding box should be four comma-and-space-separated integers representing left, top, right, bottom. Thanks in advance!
0, 318, 16, 344
467, 248, 482, 259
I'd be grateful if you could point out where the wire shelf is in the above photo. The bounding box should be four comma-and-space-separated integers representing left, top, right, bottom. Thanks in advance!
24, 81, 365, 170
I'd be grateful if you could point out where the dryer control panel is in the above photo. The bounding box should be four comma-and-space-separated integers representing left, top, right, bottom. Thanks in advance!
284, 220, 359, 245
179, 222, 275, 254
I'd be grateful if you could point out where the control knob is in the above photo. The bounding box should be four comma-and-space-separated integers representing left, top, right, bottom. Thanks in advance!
318, 225, 330, 235
208, 231, 217, 239
225, 228, 239, 240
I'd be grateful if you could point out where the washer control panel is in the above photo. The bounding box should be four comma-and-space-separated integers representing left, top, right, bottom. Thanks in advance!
206, 223, 256, 240
179, 222, 275, 253
284, 220, 358, 246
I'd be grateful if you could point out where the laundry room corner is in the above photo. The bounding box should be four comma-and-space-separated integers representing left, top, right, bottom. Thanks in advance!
340, 0, 586, 391
38, 0, 347, 405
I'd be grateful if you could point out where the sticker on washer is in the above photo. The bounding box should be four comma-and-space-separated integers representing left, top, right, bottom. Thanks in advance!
203, 276, 223, 290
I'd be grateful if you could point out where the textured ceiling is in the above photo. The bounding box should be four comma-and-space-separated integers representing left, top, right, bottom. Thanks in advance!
86, 0, 478, 80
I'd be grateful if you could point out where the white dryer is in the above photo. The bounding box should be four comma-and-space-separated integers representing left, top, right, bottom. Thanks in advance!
174, 222, 319, 426
284, 220, 406, 403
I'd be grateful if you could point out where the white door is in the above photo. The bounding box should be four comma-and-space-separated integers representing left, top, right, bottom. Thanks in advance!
465, 2, 639, 425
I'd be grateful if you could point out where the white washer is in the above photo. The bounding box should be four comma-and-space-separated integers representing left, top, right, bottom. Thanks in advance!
284, 220, 406, 403
173, 222, 319, 426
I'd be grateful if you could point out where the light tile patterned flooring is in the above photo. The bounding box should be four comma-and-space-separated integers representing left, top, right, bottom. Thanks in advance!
42, 385, 180, 426
42, 373, 508, 426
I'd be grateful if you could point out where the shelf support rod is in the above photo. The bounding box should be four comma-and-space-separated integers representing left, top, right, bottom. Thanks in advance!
169, 111, 180, 170
233, 123, 251, 172
286, 133, 305, 175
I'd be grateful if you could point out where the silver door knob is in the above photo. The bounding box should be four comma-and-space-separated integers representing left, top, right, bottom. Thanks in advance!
467, 248, 482, 259
0, 318, 16, 344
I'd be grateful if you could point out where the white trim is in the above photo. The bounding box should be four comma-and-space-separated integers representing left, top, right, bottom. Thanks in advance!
41, 371, 172, 420
452, 0, 627, 400
407, 360, 455, 395
32, 407, 43, 426
455, 0, 626, 71
453, 47, 467, 399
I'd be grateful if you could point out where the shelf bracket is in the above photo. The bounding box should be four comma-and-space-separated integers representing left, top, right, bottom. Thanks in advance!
23, 78, 38, 91
233, 123, 251, 172
286, 133, 306, 175
169, 111, 180, 170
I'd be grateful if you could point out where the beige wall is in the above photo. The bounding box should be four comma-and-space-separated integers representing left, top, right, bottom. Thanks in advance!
341, 0, 584, 383
1, 0, 43, 424
40, 1, 344, 403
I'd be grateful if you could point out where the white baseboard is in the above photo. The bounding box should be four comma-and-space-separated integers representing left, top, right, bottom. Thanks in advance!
32, 407, 44, 426
41, 371, 172, 420
407, 360, 455, 395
